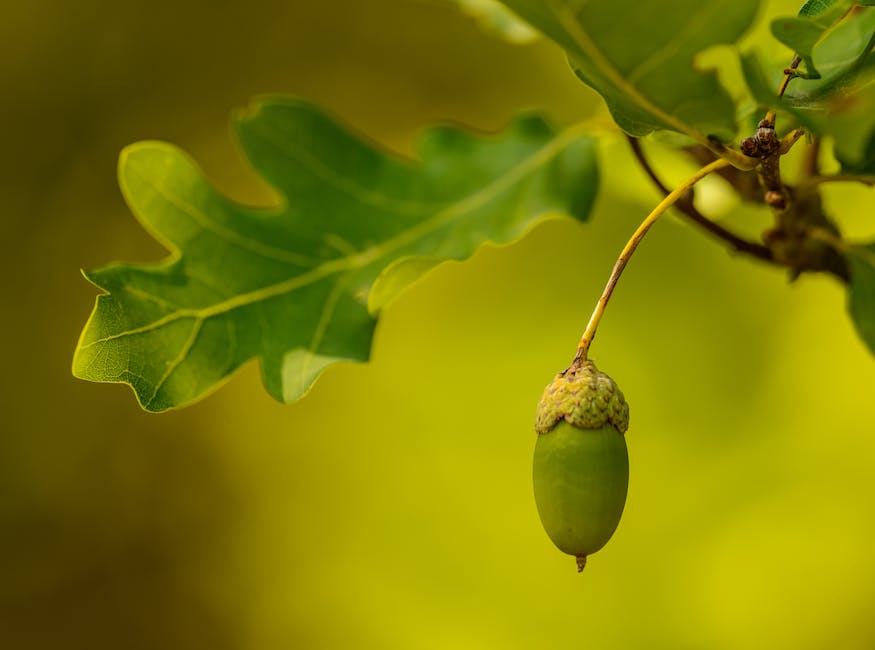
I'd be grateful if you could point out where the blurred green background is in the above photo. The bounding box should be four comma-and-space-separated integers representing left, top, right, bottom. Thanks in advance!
3, 1, 874, 647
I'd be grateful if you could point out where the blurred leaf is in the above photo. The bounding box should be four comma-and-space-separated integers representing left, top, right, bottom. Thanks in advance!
72, 98, 598, 411
748, 61, 875, 172
810, 67, 875, 172
788, 10, 875, 100
742, 16, 875, 170
452, 0, 540, 44
773, 6, 875, 95
498, 0, 759, 142
847, 243, 875, 354
798, 0, 845, 15
741, 52, 780, 103
770, 0, 854, 78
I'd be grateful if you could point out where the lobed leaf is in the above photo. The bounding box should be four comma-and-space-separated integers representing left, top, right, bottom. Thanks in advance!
743, 7, 875, 170
451, 0, 540, 44
498, 0, 759, 143
847, 243, 875, 354
770, 0, 855, 78
72, 99, 598, 411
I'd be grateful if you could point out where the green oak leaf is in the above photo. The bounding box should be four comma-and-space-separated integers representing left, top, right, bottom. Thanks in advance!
770, 0, 855, 78
757, 5, 875, 99
847, 243, 875, 354
498, 0, 759, 143
451, 0, 540, 44
741, 9, 875, 173
742, 7, 875, 170
743, 54, 875, 171
770, 2, 875, 86
799, 0, 844, 13
810, 64, 875, 172
72, 98, 598, 411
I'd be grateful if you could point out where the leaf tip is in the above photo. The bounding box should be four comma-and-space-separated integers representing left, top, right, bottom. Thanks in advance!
78, 267, 107, 291
230, 101, 260, 129
117, 140, 185, 203
118, 139, 173, 170
233, 95, 315, 132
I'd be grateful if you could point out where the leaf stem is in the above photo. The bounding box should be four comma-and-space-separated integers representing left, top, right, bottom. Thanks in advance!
627, 137, 774, 262
798, 173, 875, 190
762, 56, 802, 128
802, 225, 872, 273
573, 158, 731, 364
805, 225, 849, 253
777, 56, 802, 100
800, 136, 821, 178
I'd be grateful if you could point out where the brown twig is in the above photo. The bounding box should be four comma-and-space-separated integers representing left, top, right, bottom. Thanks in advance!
627, 137, 775, 263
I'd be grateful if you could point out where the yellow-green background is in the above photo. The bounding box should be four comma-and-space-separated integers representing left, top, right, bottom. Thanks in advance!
3, 1, 874, 647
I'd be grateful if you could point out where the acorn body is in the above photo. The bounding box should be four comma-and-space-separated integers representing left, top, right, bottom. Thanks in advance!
533, 360, 630, 571
533, 421, 628, 561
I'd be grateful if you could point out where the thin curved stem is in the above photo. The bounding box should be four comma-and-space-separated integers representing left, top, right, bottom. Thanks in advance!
798, 174, 875, 191
806, 227, 875, 274
778, 128, 806, 155
573, 157, 731, 364
627, 137, 774, 262
778, 56, 802, 99
800, 136, 821, 178
805, 225, 851, 253
763, 56, 802, 127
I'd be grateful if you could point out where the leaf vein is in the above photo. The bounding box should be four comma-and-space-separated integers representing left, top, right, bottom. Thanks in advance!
128, 164, 319, 267
146, 317, 204, 409
81, 122, 587, 352
626, 2, 725, 85
126, 286, 182, 311
300, 275, 348, 386
549, 0, 711, 144
254, 122, 439, 216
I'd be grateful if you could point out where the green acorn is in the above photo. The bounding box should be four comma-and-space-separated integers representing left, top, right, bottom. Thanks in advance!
533, 360, 629, 572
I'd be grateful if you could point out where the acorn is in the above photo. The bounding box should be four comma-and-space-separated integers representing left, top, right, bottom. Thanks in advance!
533, 359, 629, 572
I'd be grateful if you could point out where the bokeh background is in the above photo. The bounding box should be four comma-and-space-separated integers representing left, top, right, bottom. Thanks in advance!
3, 0, 874, 647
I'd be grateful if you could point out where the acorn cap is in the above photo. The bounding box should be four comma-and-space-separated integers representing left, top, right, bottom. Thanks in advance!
535, 360, 629, 435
